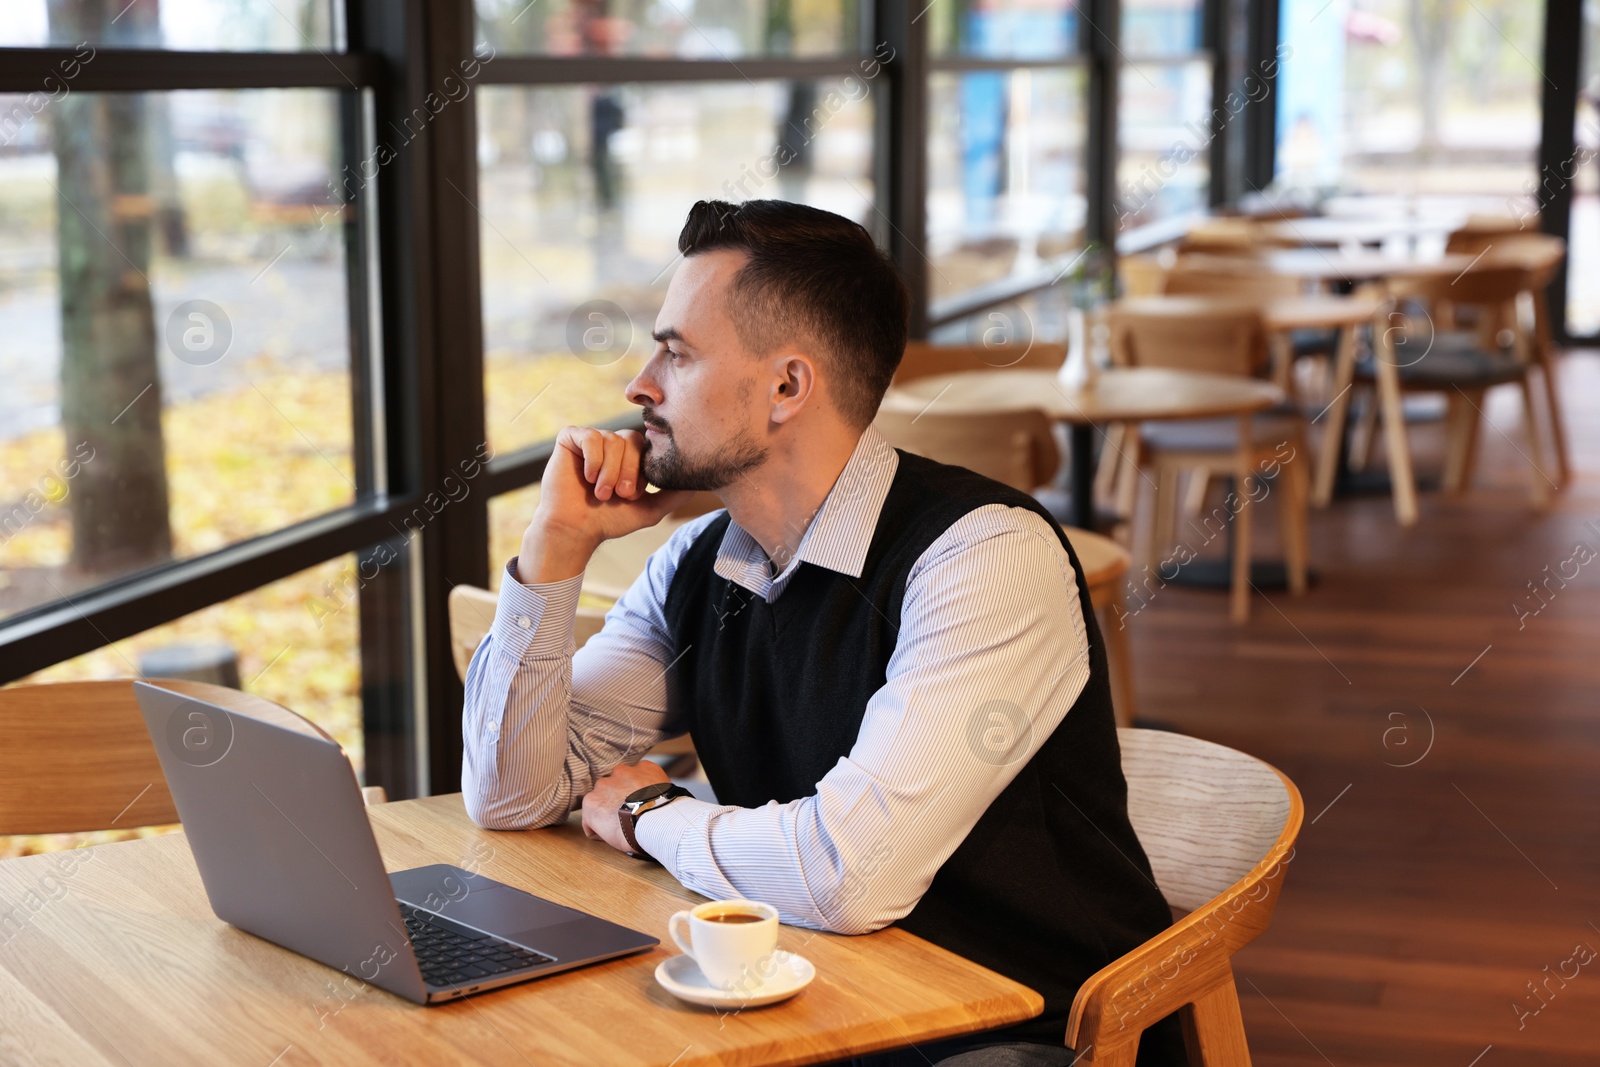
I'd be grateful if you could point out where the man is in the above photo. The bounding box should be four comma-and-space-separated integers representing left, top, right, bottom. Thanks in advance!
462, 200, 1181, 1065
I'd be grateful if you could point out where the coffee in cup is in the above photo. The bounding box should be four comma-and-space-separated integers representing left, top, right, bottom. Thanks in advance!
667, 899, 779, 991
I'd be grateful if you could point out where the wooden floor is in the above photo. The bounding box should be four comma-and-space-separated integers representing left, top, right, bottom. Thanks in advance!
1124, 350, 1600, 1065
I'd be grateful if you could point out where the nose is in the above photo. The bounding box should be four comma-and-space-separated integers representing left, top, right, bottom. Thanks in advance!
625, 351, 664, 410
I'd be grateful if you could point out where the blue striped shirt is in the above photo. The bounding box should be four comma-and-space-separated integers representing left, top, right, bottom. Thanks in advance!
461, 425, 1091, 934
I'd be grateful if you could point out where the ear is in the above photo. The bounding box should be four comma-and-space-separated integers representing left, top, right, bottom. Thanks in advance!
768, 352, 819, 425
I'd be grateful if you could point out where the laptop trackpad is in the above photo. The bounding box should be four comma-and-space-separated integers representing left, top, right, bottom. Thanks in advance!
392, 864, 584, 934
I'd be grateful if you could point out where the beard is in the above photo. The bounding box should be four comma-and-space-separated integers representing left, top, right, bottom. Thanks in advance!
641, 414, 768, 492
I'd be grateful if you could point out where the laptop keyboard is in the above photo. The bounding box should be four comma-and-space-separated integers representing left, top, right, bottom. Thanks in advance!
399, 902, 556, 987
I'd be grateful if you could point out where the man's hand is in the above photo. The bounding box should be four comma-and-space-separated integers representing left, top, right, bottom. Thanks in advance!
580, 759, 672, 854
518, 426, 694, 584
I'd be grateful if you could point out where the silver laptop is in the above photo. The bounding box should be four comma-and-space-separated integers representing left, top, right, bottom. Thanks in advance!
132, 681, 658, 1005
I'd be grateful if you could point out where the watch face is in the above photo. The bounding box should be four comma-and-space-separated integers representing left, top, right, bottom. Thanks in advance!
627, 782, 675, 806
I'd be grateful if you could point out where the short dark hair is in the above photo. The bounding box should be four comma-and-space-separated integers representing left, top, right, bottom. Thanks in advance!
677, 199, 909, 428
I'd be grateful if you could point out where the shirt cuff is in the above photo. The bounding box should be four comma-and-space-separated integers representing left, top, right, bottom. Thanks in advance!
632, 795, 714, 874
490, 557, 585, 660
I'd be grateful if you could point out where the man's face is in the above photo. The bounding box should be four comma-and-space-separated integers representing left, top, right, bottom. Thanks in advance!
624, 250, 771, 492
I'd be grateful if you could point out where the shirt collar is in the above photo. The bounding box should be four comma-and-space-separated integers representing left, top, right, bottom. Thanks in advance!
713, 425, 900, 592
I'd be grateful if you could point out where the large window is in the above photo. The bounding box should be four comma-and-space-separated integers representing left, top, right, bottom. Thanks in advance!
1, 89, 356, 624
1274, 0, 1541, 206
0, 1, 417, 802
1116, 0, 1212, 233
923, 0, 1089, 321
3, 0, 1235, 830
1, 0, 337, 51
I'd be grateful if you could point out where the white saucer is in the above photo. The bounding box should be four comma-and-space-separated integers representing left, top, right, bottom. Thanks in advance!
654, 950, 815, 1008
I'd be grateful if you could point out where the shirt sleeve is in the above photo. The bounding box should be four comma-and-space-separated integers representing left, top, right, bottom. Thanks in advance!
461, 512, 723, 830
632, 504, 1091, 934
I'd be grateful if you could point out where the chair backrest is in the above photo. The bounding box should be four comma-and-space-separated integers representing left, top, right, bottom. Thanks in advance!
1107, 297, 1268, 377
1118, 253, 1173, 298
1162, 264, 1301, 301
1478, 232, 1566, 288
448, 584, 609, 681
1066, 729, 1302, 1061
894, 340, 1067, 386
1060, 525, 1129, 596
873, 407, 1060, 492
0, 679, 332, 836
582, 517, 692, 602
1445, 213, 1536, 254
1176, 218, 1294, 256
1118, 728, 1296, 912
1386, 262, 1533, 312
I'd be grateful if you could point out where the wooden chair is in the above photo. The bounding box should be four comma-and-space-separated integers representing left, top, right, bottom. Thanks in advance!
1479, 234, 1571, 486
0, 679, 383, 837
1358, 262, 1555, 507
1066, 728, 1303, 1065
447, 584, 697, 764
1118, 253, 1174, 298
449, 584, 611, 680
1160, 265, 1318, 396
874, 407, 1060, 494
1176, 218, 1297, 257
1108, 299, 1312, 622
581, 518, 691, 602
1064, 526, 1140, 727
894, 340, 1067, 386
874, 409, 1142, 723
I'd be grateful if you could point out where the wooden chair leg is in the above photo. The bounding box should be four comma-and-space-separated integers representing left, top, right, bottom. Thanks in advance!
1537, 356, 1571, 488
1114, 430, 1145, 523
1442, 390, 1477, 493
1096, 422, 1127, 506
1348, 392, 1380, 471
1278, 451, 1310, 596
1149, 464, 1180, 574
1181, 471, 1211, 518
1181, 972, 1254, 1067
1312, 321, 1359, 507
1373, 347, 1419, 526
1231, 419, 1253, 623
1533, 293, 1571, 486
1517, 377, 1553, 508
1100, 585, 1138, 728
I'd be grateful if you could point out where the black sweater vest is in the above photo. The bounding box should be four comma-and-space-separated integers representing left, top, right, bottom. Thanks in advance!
660, 450, 1175, 1048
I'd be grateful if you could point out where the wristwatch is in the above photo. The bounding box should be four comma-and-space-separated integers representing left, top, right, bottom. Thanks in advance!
619, 782, 693, 860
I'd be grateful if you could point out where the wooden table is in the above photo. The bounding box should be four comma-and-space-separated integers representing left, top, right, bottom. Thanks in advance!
0, 795, 1042, 1066
881, 367, 1283, 530
1255, 215, 1462, 249
1253, 248, 1477, 287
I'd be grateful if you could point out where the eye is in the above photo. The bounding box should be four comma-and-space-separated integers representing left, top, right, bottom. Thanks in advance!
666, 347, 685, 362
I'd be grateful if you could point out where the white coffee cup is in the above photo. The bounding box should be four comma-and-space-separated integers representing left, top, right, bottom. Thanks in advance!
668, 899, 780, 991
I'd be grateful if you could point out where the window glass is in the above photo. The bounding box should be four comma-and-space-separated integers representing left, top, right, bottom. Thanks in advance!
1116, 59, 1212, 231
1568, 0, 1600, 334
476, 0, 860, 58
1, 89, 357, 625
1122, 0, 1203, 55
927, 0, 1080, 60
1274, 0, 1540, 203
2, 0, 336, 51
477, 78, 876, 456
926, 68, 1087, 308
